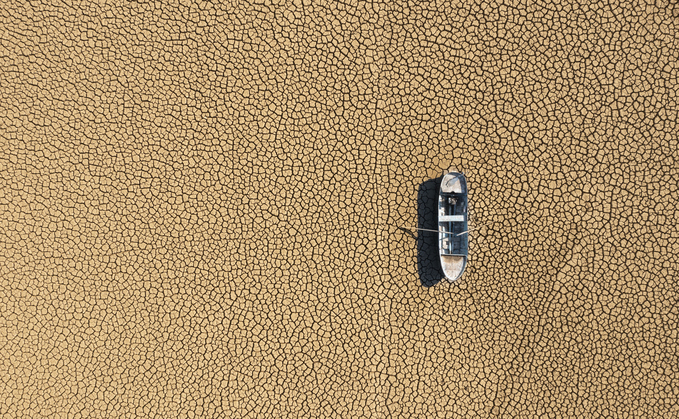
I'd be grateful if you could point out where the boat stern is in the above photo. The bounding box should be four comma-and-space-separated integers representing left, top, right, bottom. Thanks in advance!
440, 255, 467, 281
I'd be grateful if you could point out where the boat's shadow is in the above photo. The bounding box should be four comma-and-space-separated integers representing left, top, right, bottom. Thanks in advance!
417, 176, 446, 287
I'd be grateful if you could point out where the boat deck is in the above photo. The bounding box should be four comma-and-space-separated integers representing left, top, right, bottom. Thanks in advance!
439, 193, 468, 256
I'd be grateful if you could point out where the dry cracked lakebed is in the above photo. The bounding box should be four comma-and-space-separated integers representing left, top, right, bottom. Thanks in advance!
1, 0, 678, 417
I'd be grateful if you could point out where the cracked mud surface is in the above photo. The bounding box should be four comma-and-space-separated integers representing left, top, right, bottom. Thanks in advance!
1, 0, 678, 417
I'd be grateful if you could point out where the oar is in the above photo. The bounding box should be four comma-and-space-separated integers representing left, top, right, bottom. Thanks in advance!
455, 226, 484, 236
399, 226, 470, 237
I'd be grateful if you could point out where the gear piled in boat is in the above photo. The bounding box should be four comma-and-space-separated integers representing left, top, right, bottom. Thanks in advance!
439, 170, 468, 281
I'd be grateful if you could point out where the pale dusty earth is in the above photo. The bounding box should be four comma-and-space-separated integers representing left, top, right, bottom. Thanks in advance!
1, 0, 678, 417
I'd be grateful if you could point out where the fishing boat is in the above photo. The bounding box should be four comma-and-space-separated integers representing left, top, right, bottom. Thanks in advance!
439, 169, 468, 281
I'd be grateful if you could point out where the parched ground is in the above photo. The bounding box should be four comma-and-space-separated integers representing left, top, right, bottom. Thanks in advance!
1, 0, 678, 417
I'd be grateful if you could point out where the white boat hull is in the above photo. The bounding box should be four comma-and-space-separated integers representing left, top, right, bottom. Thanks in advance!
439, 170, 468, 281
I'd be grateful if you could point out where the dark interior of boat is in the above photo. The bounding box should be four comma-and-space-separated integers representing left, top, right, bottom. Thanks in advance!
440, 193, 468, 256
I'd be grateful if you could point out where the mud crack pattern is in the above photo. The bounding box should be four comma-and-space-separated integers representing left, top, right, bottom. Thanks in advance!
1, 0, 678, 417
